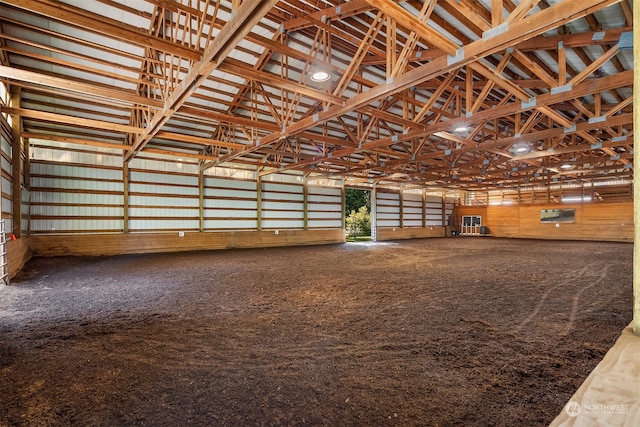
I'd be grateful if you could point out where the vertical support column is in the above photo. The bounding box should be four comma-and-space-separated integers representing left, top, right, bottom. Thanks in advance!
123, 162, 129, 233
23, 137, 30, 236
633, 9, 640, 336
303, 176, 308, 230
398, 186, 404, 228
371, 183, 377, 241
199, 169, 204, 232
441, 193, 446, 230
9, 88, 21, 238
340, 179, 346, 231
422, 189, 427, 229
256, 174, 262, 231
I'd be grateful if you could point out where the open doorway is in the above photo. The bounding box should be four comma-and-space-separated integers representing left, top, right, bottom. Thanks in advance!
344, 188, 371, 242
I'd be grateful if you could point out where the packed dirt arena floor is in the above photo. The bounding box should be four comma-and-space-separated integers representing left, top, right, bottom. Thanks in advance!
0, 238, 633, 426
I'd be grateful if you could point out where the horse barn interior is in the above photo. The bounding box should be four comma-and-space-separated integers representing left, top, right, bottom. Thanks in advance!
0, 0, 638, 425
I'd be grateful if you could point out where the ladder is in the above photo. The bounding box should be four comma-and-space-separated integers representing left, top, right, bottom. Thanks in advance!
0, 220, 8, 285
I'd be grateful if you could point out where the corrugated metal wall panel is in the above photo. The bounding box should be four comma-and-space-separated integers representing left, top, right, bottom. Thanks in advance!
26, 140, 344, 234
263, 182, 303, 193
308, 220, 342, 228
262, 219, 305, 229
207, 177, 256, 191
308, 211, 341, 220
262, 210, 304, 219
31, 219, 124, 232
203, 188, 256, 199
205, 210, 256, 219
204, 199, 257, 210
262, 201, 303, 211
203, 176, 258, 230
308, 185, 342, 229
203, 219, 258, 229
129, 219, 199, 231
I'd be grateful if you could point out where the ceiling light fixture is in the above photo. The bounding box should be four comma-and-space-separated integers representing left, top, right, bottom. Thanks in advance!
511, 141, 532, 154
453, 126, 469, 133
310, 70, 331, 82
560, 164, 573, 169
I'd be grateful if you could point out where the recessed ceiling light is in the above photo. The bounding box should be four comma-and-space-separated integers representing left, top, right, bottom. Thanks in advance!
514, 146, 529, 153
454, 126, 468, 133
560, 164, 573, 169
310, 70, 331, 82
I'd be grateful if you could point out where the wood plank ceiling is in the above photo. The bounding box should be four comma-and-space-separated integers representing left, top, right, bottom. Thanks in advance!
0, 0, 634, 190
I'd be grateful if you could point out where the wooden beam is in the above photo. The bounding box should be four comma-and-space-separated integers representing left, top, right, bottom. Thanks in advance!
284, 71, 631, 174
0, 66, 163, 108
155, 131, 244, 149
124, 0, 279, 162
21, 133, 132, 151
282, 0, 372, 32
218, 0, 622, 165
363, 0, 459, 55
1, 106, 142, 134
2, 0, 200, 61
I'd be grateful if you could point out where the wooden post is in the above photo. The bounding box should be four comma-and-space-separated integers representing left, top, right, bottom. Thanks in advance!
303, 176, 308, 230
371, 182, 377, 241
422, 189, 427, 229
256, 175, 262, 231
123, 162, 129, 233
441, 193, 446, 230
340, 179, 346, 231
398, 186, 404, 228
199, 169, 204, 232
633, 9, 640, 336
9, 88, 21, 238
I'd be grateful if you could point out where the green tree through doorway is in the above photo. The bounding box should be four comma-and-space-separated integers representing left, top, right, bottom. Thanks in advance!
345, 188, 371, 241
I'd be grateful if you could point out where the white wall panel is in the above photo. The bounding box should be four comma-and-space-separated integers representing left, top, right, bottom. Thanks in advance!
308, 211, 341, 220
262, 192, 304, 202
203, 188, 256, 199
130, 171, 198, 186
206, 177, 256, 191
308, 219, 342, 228
203, 176, 258, 230
2, 197, 12, 214
2, 176, 11, 195
262, 219, 304, 229
204, 219, 257, 229
128, 208, 196, 217
263, 182, 303, 193
205, 209, 255, 218
31, 218, 124, 232
376, 191, 400, 228
204, 199, 256, 210
262, 201, 303, 211
262, 210, 304, 219
129, 183, 199, 196
308, 185, 342, 229
129, 219, 199, 231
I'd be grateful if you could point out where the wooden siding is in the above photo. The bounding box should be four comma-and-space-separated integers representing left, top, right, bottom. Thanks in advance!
454, 202, 632, 242
31, 229, 345, 257
6, 235, 31, 278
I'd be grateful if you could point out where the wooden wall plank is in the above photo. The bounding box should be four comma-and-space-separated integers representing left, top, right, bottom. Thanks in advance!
31, 229, 345, 257
455, 202, 633, 242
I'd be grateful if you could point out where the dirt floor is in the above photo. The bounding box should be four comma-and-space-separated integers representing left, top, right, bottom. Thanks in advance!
0, 238, 633, 426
